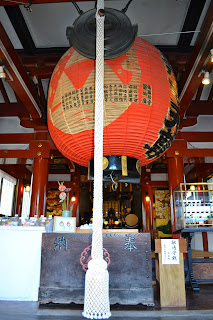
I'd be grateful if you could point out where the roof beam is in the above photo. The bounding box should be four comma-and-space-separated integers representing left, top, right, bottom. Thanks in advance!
0, 102, 29, 117
186, 101, 213, 117
0, 132, 55, 146
19, 51, 64, 79
181, 117, 198, 128
18, 48, 192, 80
150, 181, 169, 188
176, 132, 213, 142
166, 139, 213, 158
167, 148, 213, 158
5, 5, 36, 55
0, 164, 32, 180
177, 0, 206, 50
0, 22, 43, 119
186, 163, 213, 181
0, 133, 34, 144
178, 1, 213, 120
0, 140, 51, 158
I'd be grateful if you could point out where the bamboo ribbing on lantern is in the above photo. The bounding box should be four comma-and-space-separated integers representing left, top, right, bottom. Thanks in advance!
82, 0, 111, 319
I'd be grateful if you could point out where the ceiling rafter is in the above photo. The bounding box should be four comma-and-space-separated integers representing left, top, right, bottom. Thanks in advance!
208, 83, 213, 101
0, 79, 10, 103
0, 22, 44, 120
178, 1, 213, 123
38, 79, 47, 105
5, 5, 36, 55
178, 0, 207, 50
195, 83, 204, 102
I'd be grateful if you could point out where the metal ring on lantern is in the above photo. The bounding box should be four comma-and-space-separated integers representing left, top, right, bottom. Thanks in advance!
112, 182, 118, 191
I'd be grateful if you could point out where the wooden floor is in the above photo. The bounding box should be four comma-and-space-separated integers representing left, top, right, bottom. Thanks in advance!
186, 285, 213, 310
108, 284, 213, 311
1, 285, 213, 320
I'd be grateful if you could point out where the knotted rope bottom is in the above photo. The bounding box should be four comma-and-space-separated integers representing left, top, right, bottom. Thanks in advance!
83, 259, 111, 319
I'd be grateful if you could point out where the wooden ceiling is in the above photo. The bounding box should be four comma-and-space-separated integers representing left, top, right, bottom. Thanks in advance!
0, 0, 213, 182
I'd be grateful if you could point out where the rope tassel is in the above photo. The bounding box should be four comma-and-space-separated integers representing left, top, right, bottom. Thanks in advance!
83, 0, 111, 319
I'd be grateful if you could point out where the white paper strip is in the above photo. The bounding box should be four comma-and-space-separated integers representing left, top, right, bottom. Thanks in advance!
161, 239, 180, 265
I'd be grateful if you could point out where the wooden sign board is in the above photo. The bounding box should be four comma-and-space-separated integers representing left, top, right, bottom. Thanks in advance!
155, 239, 186, 307
39, 233, 154, 305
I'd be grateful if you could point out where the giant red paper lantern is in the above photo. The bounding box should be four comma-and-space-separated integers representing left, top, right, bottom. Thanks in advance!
47, 37, 179, 167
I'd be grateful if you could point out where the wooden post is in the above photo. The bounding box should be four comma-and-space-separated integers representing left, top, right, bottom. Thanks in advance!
30, 158, 49, 217
155, 238, 187, 307
167, 157, 185, 234
202, 232, 209, 259
15, 177, 24, 216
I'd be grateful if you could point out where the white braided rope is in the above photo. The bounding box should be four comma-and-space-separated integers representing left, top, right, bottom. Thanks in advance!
92, 0, 105, 261
83, 1, 111, 319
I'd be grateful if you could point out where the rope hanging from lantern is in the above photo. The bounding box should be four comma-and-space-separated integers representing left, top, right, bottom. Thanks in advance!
83, 0, 111, 319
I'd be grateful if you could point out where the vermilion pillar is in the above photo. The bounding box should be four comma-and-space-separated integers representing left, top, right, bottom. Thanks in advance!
16, 177, 24, 216
30, 158, 49, 217
71, 165, 81, 226
167, 157, 185, 235
202, 232, 209, 254
141, 170, 153, 233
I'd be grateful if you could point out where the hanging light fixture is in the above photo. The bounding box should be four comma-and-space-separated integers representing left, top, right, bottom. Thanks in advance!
25, 185, 31, 192
202, 71, 210, 85
145, 192, 150, 202
71, 192, 76, 202
0, 66, 6, 79
190, 185, 196, 191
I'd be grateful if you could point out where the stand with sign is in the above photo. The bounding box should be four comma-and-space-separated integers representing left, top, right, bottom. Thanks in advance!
155, 239, 187, 307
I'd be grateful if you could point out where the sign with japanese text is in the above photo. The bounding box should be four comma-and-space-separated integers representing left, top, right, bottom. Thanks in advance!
161, 239, 179, 265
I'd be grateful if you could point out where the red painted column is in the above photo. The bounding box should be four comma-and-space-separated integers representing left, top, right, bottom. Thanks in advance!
30, 158, 49, 217
72, 165, 81, 227
141, 171, 153, 233
167, 157, 185, 235
16, 177, 24, 216
202, 232, 209, 250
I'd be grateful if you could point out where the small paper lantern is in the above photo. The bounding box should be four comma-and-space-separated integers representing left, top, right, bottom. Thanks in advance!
47, 37, 179, 167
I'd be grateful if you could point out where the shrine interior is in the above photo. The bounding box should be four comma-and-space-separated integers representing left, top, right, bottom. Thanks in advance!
0, 0, 213, 316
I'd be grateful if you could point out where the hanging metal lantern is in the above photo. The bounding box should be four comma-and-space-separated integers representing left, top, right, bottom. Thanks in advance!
47, 36, 179, 167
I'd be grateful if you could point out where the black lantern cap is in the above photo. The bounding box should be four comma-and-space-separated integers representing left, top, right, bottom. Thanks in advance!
66, 8, 138, 60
